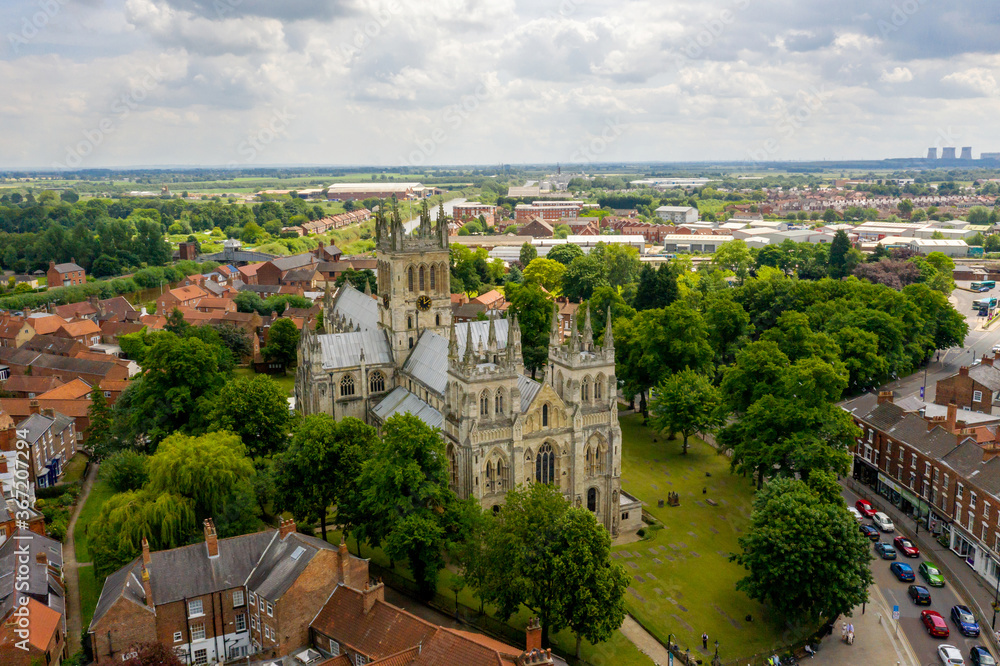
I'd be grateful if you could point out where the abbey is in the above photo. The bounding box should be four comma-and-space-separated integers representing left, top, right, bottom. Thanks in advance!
295, 205, 633, 534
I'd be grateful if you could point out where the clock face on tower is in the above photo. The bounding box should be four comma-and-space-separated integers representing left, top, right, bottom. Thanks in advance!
416, 295, 432, 312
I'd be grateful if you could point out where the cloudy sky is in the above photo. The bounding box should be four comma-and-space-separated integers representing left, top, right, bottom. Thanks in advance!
1, 0, 998, 168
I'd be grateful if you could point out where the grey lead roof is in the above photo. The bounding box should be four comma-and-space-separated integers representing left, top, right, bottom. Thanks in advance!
403, 331, 449, 394
318, 329, 393, 369
332, 283, 378, 331
17, 413, 54, 445
90, 559, 150, 627
518, 375, 542, 412
372, 386, 443, 429
246, 533, 335, 602
0, 529, 63, 619
53, 262, 83, 273
455, 319, 509, 356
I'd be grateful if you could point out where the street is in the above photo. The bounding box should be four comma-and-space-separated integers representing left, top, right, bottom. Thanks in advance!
841, 483, 996, 666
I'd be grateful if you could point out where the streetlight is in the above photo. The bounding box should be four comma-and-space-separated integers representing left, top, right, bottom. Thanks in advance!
713, 640, 720, 666
992, 564, 1000, 629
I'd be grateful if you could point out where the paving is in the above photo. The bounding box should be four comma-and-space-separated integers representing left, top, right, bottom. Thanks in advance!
809, 584, 919, 666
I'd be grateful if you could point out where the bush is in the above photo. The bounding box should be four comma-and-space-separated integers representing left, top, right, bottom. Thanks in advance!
637, 528, 646, 538
103, 450, 150, 493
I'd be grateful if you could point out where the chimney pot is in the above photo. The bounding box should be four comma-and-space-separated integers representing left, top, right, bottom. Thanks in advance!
278, 518, 296, 539
877, 390, 894, 405
142, 537, 151, 566
362, 580, 385, 614
984, 356, 995, 367
204, 518, 219, 558
141, 564, 153, 606
525, 617, 542, 652
960, 366, 969, 376
947, 402, 958, 432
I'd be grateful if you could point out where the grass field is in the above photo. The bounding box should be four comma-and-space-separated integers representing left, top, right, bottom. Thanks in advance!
60, 452, 89, 486
615, 413, 807, 662
233, 367, 295, 397
78, 565, 100, 631
73, 477, 114, 565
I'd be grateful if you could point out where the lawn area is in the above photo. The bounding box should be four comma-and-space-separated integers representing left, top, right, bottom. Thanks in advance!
78, 565, 100, 630
233, 367, 295, 397
616, 412, 808, 662
73, 477, 114, 565
59, 452, 89, 486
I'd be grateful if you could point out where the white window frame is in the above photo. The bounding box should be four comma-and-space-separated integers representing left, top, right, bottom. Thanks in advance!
193, 649, 208, 666
248, 592, 256, 607
190, 623, 206, 641
972, 492, 978, 509
188, 599, 204, 617
235, 613, 246, 632
266, 601, 273, 617
232, 589, 244, 607
958, 484, 965, 500
259, 597, 265, 612
974, 390, 984, 402
173, 631, 183, 643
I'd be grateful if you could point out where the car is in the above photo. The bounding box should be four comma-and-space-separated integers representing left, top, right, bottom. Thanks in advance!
848, 506, 863, 522
951, 605, 980, 637
921, 562, 947, 587
923, 610, 950, 637
909, 584, 932, 605
894, 536, 920, 557
971, 646, 996, 666
993, 344, 1000, 354
874, 542, 897, 559
979, 286, 991, 292
860, 524, 881, 540
939, 644, 966, 665
855, 499, 877, 518
873, 512, 895, 532
890, 562, 915, 581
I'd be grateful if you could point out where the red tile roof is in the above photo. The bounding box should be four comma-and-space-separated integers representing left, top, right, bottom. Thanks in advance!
38, 378, 93, 400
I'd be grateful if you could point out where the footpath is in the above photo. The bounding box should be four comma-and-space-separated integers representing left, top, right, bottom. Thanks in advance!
811, 584, 918, 666
63, 462, 99, 655
846, 478, 1000, 657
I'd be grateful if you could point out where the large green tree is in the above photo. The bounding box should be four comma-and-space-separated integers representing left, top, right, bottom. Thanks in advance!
827, 230, 851, 279
209, 374, 292, 458
506, 282, 552, 377
546, 243, 584, 266
732, 478, 872, 624
562, 253, 608, 301
274, 415, 377, 542
263, 317, 300, 370
649, 369, 726, 454
85, 385, 114, 460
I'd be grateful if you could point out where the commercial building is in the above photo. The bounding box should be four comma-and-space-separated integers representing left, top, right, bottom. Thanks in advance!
654, 206, 699, 224
514, 201, 584, 223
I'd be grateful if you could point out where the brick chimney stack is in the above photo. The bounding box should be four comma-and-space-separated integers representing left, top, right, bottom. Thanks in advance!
984, 356, 995, 367
29, 399, 39, 415
525, 617, 542, 652
877, 391, 894, 405
947, 402, 958, 432
362, 580, 385, 615
960, 366, 969, 376
36, 552, 47, 566
927, 415, 947, 431
338, 539, 350, 585
204, 518, 219, 558
141, 565, 153, 606
278, 517, 296, 539
142, 537, 151, 566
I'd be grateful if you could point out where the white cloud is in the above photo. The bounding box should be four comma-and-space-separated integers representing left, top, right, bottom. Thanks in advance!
942, 68, 999, 97
880, 66, 913, 83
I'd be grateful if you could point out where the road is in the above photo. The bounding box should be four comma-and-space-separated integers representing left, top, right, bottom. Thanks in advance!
402, 197, 466, 233
841, 484, 990, 666
881, 281, 1000, 404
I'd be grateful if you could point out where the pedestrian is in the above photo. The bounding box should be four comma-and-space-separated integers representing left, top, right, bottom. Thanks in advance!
702, 632, 708, 649
841, 622, 847, 641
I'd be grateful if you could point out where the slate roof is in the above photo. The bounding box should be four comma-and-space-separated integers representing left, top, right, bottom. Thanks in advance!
52, 262, 83, 273
455, 319, 509, 356
517, 375, 542, 412
271, 253, 318, 272
372, 387, 443, 429
246, 532, 337, 602
317, 329, 393, 369
331, 283, 378, 331
884, 413, 963, 459
29, 352, 120, 377
967, 364, 1000, 391
17, 413, 54, 445
0, 530, 64, 619
283, 266, 319, 283
402, 331, 448, 394
90, 558, 149, 626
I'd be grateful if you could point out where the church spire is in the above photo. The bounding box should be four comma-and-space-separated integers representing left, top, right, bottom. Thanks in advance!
569, 312, 579, 352
449, 320, 459, 361
487, 312, 498, 351
438, 200, 449, 248
364, 277, 372, 296
549, 300, 561, 347
582, 305, 593, 351
463, 323, 475, 368
604, 305, 615, 352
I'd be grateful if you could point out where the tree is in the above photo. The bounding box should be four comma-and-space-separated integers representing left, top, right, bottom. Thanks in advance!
465, 483, 628, 649
102, 450, 149, 493
633, 264, 678, 311
506, 282, 552, 377
713, 239, 753, 284
208, 374, 292, 459
897, 199, 914, 217
519, 242, 537, 267
832, 326, 890, 392
121, 334, 227, 446
122, 643, 184, 666
546, 243, 584, 266
212, 323, 252, 361
85, 386, 114, 459
649, 370, 726, 454
164, 307, 191, 337
355, 414, 457, 596
263, 318, 300, 370
822, 208, 839, 223
827, 230, 851, 279
732, 478, 872, 625
523, 258, 567, 293
561, 253, 607, 301
703, 295, 753, 365
274, 415, 377, 542
967, 206, 991, 224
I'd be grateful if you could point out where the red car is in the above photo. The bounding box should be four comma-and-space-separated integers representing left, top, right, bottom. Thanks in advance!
894, 536, 920, 557
856, 499, 876, 518
921, 610, 950, 638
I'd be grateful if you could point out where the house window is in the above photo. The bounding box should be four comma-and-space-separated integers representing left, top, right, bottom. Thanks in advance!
933, 468, 939, 483
957, 484, 964, 500
340, 374, 355, 397
249, 592, 256, 607
103, 391, 111, 398
266, 602, 273, 617
355, 654, 368, 666
188, 599, 204, 617
259, 597, 265, 612
972, 492, 978, 510
235, 613, 246, 632
330, 640, 341, 656
193, 649, 208, 665
909, 472, 916, 489
173, 632, 183, 643
233, 589, 244, 607
190, 623, 205, 641
251, 616, 257, 630
867, 428, 873, 443
974, 390, 984, 402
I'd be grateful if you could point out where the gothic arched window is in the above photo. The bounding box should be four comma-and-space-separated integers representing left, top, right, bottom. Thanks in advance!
495, 388, 505, 416
595, 373, 605, 400
419, 265, 425, 291
582, 376, 592, 402
542, 403, 549, 427
340, 374, 355, 397
587, 487, 598, 513
407, 266, 414, 292
536, 442, 555, 485
586, 446, 595, 477
369, 371, 385, 394
430, 265, 436, 291
447, 445, 458, 489
479, 390, 491, 417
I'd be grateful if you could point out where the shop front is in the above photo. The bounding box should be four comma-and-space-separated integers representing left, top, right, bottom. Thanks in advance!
853, 455, 879, 488
952, 530, 978, 568
877, 472, 902, 507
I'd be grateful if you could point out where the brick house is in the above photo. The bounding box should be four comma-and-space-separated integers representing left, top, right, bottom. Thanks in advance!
0, 530, 67, 665
845, 391, 1000, 595
46, 260, 85, 288
935, 357, 1000, 412
0, 348, 130, 385
89, 519, 368, 665
54, 319, 102, 347
156, 285, 209, 315
21, 335, 88, 358
519, 218, 554, 238
18, 407, 77, 489
0, 318, 36, 348
1, 375, 64, 398
52, 301, 99, 321
256, 254, 318, 286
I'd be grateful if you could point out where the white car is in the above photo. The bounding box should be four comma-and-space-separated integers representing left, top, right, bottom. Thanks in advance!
938, 644, 965, 665
847, 507, 863, 523
872, 512, 895, 532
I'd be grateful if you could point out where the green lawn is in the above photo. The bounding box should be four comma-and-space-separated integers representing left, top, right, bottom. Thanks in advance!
78, 565, 100, 631
233, 367, 295, 397
616, 413, 807, 661
59, 452, 89, 486
73, 478, 114, 565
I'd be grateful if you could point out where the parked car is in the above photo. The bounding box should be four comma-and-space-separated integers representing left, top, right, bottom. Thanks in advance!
922, 610, 950, 637
874, 542, 897, 559
979, 286, 991, 292
855, 499, 877, 518
970, 646, 996, 666
894, 536, 920, 557
848, 506, 863, 522
939, 644, 966, 665
890, 562, 915, 581
860, 524, 881, 540
951, 605, 980, 637
909, 584, 932, 605
873, 512, 895, 532
921, 562, 947, 587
